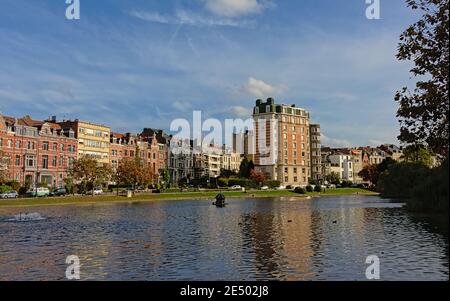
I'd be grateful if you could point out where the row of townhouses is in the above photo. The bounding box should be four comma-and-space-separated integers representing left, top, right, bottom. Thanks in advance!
0, 97, 405, 189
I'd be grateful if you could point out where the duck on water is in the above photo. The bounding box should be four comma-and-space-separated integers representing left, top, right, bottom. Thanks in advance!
213, 192, 226, 207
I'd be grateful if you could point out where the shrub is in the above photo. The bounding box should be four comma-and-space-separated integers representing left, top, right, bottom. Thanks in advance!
341, 180, 353, 188
217, 178, 229, 188
8, 181, 21, 191
294, 187, 306, 194
314, 185, 322, 192
18, 186, 28, 195
377, 162, 431, 199
263, 180, 281, 188
306, 185, 313, 192
0, 185, 12, 193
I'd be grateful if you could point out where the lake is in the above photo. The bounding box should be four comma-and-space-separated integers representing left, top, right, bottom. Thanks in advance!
0, 195, 448, 281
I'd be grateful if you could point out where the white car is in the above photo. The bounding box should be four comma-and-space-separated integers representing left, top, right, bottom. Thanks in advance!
260, 186, 269, 190
274, 186, 286, 190
93, 188, 103, 195
230, 185, 242, 190
0, 190, 19, 199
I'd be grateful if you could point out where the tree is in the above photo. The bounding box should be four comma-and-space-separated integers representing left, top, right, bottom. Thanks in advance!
160, 169, 170, 189
0, 150, 9, 185
402, 144, 434, 167
325, 171, 340, 184
250, 169, 267, 185
239, 157, 255, 178
220, 169, 238, 178
71, 157, 112, 195
116, 158, 153, 190
358, 165, 379, 185
395, 0, 449, 156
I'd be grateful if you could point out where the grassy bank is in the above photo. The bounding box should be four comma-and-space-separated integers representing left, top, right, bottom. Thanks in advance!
0, 188, 378, 208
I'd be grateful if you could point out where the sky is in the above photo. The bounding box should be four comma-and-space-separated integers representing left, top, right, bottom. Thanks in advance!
0, 0, 421, 147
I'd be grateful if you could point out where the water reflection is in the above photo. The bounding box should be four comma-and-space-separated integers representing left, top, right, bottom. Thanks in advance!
0, 195, 447, 281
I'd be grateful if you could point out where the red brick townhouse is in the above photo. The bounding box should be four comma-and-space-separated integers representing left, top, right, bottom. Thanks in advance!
0, 114, 77, 188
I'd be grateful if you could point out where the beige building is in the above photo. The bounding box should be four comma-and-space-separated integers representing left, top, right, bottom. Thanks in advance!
253, 98, 315, 187
59, 119, 111, 165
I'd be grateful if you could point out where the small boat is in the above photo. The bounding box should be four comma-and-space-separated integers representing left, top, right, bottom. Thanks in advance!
213, 193, 226, 207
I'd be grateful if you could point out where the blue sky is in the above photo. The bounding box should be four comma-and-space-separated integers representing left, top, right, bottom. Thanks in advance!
0, 0, 420, 147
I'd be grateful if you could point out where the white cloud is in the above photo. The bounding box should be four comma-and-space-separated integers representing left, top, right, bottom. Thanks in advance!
230, 106, 251, 118
321, 134, 353, 148
244, 77, 286, 98
172, 100, 192, 111
129, 11, 170, 24
130, 9, 250, 27
204, 0, 267, 17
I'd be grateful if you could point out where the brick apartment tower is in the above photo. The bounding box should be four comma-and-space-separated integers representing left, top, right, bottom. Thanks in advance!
253, 98, 317, 187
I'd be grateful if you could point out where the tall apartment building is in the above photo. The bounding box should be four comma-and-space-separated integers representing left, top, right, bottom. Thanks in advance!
0, 114, 77, 188
59, 119, 111, 165
310, 124, 322, 181
253, 98, 317, 187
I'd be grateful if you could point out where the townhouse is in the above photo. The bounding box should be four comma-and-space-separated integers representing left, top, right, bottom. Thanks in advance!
0, 114, 77, 188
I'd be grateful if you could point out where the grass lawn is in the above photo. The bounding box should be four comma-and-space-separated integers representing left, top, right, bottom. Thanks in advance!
0, 188, 378, 208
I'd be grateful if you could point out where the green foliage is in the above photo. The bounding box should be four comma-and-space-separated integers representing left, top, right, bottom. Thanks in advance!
0, 185, 12, 194
325, 172, 340, 184
294, 187, 306, 194
341, 180, 353, 188
263, 180, 281, 188
402, 144, 434, 167
228, 178, 258, 189
7, 181, 21, 191
314, 185, 322, 192
217, 177, 229, 187
395, 0, 449, 156
407, 157, 449, 213
306, 185, 313, 192
220, 169, 238, 178
238, 157, 255, 178
377, 162, 431, 199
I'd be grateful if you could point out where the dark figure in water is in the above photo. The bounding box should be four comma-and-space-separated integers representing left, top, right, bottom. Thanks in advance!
215, 192, 226, 207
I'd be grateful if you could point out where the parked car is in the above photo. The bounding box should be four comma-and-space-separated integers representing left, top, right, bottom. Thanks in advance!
0, 190, 19, 199
50, 188, 68, 196
274, 185, 286, 190
27, 188, 50, 197
327, 184, 337, 189
230, 185, 242, 190
93, 187, 103, 195
260, 186, 269, 190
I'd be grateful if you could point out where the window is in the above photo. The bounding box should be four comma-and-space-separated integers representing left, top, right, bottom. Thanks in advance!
52, 156, 57, 167
53, 143, 58, 151
59, 156, 64, 166
42, 155, 48, 169
43, 141, 49, 151
26, 155, 36, 167
15, 155, 20, 166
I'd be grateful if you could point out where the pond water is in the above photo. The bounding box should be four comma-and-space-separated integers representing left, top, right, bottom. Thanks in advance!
0, 195, 448, 281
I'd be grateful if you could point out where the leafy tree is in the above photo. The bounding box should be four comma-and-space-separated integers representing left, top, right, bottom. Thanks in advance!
0, 150, 9, 184
238, 157, 255, 178
71, 157, 112, 195
395, 0, 449, 156
401, 144, 434, 166
250, 169, 267, 185
220, 169, 238, 178
358, 164, 379, 184
160, 169, 170, 189
116, 158, 153, 190
325, 171, 341, 184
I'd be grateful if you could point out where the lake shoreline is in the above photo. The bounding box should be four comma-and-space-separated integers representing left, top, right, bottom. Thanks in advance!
0, 188, 378, 209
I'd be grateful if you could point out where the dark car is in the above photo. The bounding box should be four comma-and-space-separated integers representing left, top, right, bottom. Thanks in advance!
50, 188, 68, 196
